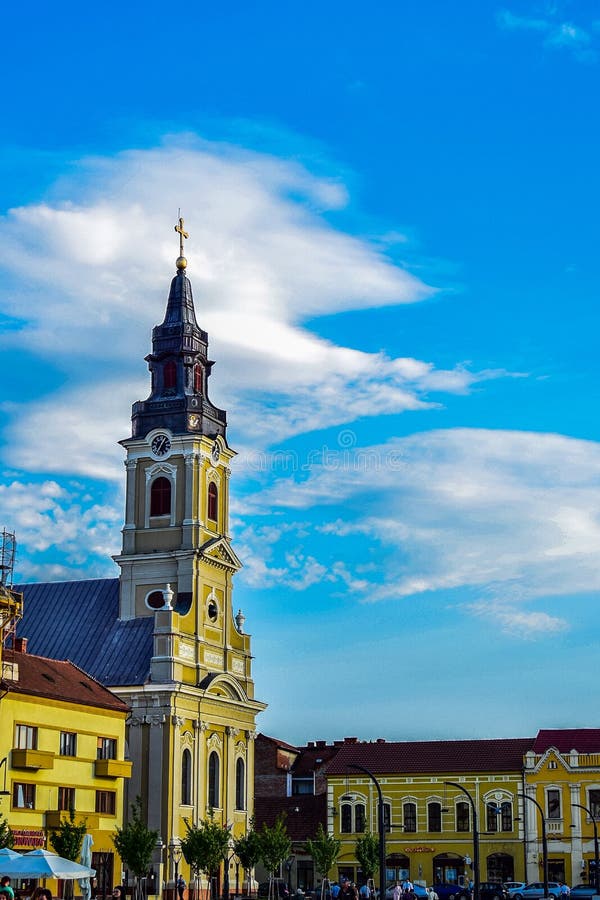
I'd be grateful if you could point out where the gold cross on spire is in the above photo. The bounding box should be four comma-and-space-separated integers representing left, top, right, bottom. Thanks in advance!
174, 213, 189, 269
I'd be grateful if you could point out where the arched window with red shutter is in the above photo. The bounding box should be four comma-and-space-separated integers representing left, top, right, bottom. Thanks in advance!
150, 477, 171, 517
207, 482, 218, 522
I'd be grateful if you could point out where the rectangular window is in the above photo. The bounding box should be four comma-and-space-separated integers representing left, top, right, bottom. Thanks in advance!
97, 737, 117, 760
15, 724, 37, 750
378, 801, 391, 832
58, 787, 75, 811
501, 802, 513, 832
95, 790, 116, 814
291, 776, 314, 795
486, 803, 499, 832
13, 783, 35, 808
456, 801, 470, 831
60, 731, 77, 757
428, 802, 442, 832
547, 789, 561, 819
403, 802, 417, 832
589, 791, 600, 819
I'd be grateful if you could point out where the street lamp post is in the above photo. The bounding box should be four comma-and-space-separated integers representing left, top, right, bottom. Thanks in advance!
444, 783, 479, 900
519, 794, 548, 900
169, 842, 183, 900
349, 765, 387, 900
572, 803, 600, 895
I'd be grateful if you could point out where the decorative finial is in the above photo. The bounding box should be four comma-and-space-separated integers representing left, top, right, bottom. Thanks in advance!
174, 211, 189, 270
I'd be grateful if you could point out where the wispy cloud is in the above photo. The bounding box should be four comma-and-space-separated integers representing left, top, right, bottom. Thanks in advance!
497, 7, 597, 62
243, 428, 600, 637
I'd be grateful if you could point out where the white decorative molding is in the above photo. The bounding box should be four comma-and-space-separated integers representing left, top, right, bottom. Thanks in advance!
205, 649, 222, 668
172, 715, 185, 727
179, 643, 195, 660
208, 732, 223, 750
231, 658, 245, 675
226, 726, 240, 738
246, 730, 257, 741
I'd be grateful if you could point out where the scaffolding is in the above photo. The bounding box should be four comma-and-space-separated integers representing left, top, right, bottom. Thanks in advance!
0, 530, 23, 648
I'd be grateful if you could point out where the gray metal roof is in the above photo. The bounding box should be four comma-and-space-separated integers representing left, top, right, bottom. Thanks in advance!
14, 578, 154, 687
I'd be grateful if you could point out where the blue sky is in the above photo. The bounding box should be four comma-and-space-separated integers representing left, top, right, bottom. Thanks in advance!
1, 0, 600, 743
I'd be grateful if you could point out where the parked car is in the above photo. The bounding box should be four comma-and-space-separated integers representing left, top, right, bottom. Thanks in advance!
431, 885, 471, 900
569, 886, 597, 898
504, 885, 527, 899
479, 883, 508, 900
512, 883, 569, 900
258, 882, 291, 900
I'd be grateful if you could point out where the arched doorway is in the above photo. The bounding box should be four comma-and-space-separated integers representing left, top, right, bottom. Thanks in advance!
387, 853, 411, 885
433, 853, 466, 885
487, 854, 514, 882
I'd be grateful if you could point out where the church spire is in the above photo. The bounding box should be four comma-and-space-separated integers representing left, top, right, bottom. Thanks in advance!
130, 216, 227, 440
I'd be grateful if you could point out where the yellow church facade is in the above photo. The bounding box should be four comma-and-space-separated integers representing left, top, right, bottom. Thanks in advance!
16, 224, 266, 891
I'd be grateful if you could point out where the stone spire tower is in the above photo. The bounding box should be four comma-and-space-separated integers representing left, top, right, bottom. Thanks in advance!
113, 218, 265, 847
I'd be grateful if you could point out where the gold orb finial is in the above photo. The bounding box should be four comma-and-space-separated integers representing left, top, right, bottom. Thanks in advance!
176, 256, 187, 270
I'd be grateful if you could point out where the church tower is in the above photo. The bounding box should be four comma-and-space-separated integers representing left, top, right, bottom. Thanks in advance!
113, 220, 265, 865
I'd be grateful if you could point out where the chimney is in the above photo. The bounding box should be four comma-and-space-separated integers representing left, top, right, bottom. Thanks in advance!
13, 637, 28, 654
344, 737, 358, 744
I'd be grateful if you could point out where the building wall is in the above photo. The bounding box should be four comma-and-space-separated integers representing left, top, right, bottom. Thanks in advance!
523, 748, 600, 887
0, 689, 130, 889
328, 771, 526, 886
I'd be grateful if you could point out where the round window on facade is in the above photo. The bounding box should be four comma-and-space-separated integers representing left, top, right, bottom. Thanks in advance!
146, 590, 165, 610
207, 596, 218, 621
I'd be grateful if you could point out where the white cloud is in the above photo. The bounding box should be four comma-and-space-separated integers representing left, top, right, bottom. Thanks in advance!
0, 479, 120, 580
0, 138, 507, 478
249, 428, 600, 635
465, 600, 568, 637
497, 7, 597, 61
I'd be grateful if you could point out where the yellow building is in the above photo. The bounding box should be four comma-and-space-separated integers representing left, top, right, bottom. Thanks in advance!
0, 640, 131, 889
16, 225, 266, 893
522, 729, 600, 888
326, 738, 532, 887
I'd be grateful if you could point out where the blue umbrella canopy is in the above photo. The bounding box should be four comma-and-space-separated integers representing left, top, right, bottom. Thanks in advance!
0, 849, 95, 879
0, 848, 22, 860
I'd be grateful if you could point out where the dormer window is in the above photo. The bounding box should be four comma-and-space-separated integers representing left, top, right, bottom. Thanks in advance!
150, 477, 171, 517
208, 482, 218, 522
164, 361, 177, 389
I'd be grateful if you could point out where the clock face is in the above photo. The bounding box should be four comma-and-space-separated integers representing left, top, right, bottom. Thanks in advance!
211, 441, 221, 464
151, 433, 171, 457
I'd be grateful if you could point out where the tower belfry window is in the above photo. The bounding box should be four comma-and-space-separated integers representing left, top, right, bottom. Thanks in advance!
194, 364, 203, 393
164, 361, 177, 389
208, 482, 218, 522
150, 477, 171, 517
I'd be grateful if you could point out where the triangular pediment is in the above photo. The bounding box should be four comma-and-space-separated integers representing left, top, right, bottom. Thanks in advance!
199, 537, 243, 571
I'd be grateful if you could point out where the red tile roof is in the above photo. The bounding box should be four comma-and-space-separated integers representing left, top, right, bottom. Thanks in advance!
2, 650, 130, 713
326, 737, 534, 775
533, 729, 600, 753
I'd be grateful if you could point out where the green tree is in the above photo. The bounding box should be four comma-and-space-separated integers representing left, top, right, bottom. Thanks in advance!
257, 816, 292, 900
233, 827, 261, 896
112, 798, 159, 900
304, 823, 341, 897
355, 832, 379, 882
180, 817, 231, 900
47, 808, 87, 900
0, 813, 14, 849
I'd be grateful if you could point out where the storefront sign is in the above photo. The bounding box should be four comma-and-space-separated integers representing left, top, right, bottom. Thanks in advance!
12, 829, 45, 848
404, 847, 435, 853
